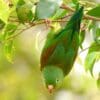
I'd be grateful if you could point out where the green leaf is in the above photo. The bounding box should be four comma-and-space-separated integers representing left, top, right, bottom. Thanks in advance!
85, 52, 97, 75
92, 22, 100, 44
17, 0, 25, 6
97, 79, 100, 89
94, 28, 100, 44
79, 30, 85, 49
3, 23, 18, 40
1, 23, 18, 62
12, 0, 19, 6
97, 73, 100, 89
4, 40, 14, 63
88, 21, 94, 31
0, 20, 5, 30
84, 43, 100, 76
0, 0, 10, 23
16, 0, 34, 23
72, 0, 78, 4
89, 43, 100, 52
87, 6, 100, 18
52, 8, 67, 19
35, 0, 62, 19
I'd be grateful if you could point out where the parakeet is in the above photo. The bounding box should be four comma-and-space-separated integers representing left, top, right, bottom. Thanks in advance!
40, 7, 84, 93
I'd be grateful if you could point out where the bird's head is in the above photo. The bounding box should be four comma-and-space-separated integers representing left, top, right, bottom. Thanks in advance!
42, 65, 64, 93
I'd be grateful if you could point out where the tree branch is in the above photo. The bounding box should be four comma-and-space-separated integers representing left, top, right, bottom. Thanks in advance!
84, 14, 100, 21
60, 4, 100, 21
6, 26, 32, 41
1, 4, 100, 43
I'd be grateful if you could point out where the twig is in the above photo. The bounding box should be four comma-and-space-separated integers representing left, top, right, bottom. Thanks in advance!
0, 18, 69, 44
0, 25, 33, 45
5, 26, 33, 41
60, 4, 75, 12
60, 4, 100, 21
1, 4, 100, 43
79, 44, 100, 54
60, 13, 72, 19
84, 14, 100, 21
79, 46, 90, 54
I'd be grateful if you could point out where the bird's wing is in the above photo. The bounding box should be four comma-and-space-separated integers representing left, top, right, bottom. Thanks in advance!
41, 6, 84, 70
40, 39, 57, 69
40, 27, 73, 69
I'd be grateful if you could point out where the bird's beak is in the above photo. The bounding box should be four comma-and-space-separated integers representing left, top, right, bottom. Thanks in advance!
47, 85, 54, 93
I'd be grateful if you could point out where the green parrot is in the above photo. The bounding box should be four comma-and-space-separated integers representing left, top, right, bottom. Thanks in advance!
40, 7, 84, 93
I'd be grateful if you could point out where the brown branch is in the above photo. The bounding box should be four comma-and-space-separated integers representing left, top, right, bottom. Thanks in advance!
84, 14, 100, 21
0, 4, 100, 43
5, 26, 33, 41
60, 4, 75, 12
60, 4, 100, 21
0, 18, 70, 44
60, 13, 72, 19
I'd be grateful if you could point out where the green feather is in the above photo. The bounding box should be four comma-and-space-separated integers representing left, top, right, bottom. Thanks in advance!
40, 7, 84, 89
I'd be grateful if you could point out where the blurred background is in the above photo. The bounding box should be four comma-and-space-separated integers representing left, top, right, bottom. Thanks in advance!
0, 0, 100, 100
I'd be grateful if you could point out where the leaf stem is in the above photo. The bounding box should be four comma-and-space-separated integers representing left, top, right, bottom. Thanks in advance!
79, 46, 90, 54
79, 44, 100, 54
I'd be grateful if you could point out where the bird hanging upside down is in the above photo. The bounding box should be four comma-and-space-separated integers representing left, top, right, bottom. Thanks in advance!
40, 7, 84, 93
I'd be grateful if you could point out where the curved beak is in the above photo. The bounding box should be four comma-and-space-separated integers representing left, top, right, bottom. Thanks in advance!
47, 85, 54, 93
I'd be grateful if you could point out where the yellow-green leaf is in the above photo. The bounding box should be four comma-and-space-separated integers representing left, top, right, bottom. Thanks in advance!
84, 43, 100, 76
87, 6, 100, 18
0, 0, 10, 23
97, 74, 100, 89
16, 0, 34, 23
4, 41, 14, 63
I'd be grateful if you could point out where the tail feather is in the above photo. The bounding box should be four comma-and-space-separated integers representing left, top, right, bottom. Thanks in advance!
65, 6, 84, 31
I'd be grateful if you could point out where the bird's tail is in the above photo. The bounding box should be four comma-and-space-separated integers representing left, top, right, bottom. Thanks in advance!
65, 6, 84, 32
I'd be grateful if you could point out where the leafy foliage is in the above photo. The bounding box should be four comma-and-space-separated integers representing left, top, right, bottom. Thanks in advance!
1, 23, 18, 62
16, 0, 34, 23
85, 43, 100, 76
4, 40, 14, 63
79, 30, 85, 49
72, 0, 78, 4
0, 0, 10, 23
0, 19, 5, 30
87, 5, 100, 18
92, 23, 100, 44
2, 23, 18, 39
